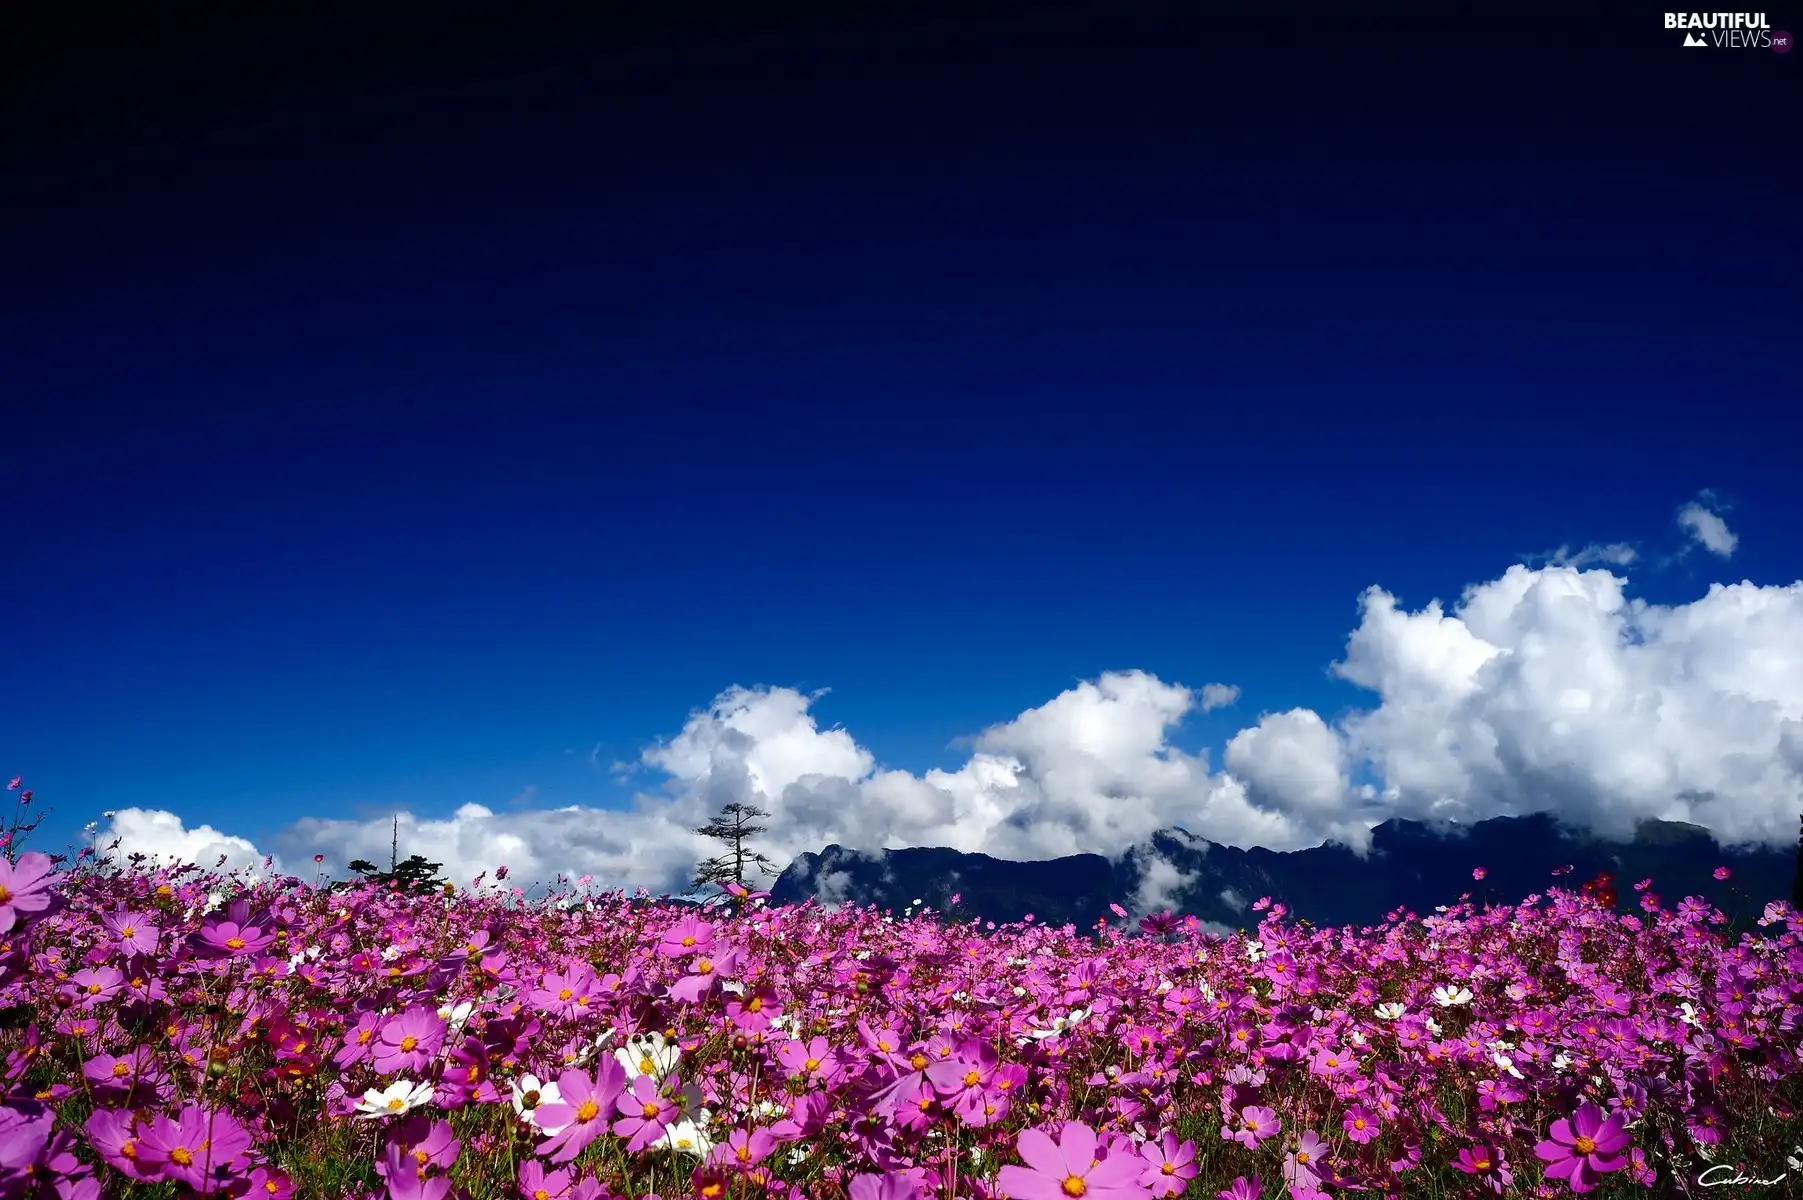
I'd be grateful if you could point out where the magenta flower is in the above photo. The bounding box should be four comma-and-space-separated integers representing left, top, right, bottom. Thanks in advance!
1222, 1104, 1280, 1149
192, 918, 274, 958
1283, 1130, 1329, 1193
612, 1073, 680, 1153
1534, 1103, 1631, 1193
0, 852, 58, 933
1713, 865, 1731, 881
135, 1105, 253, 1193
82, 1108, 157, 1182
371, 1007, 447, 1075
519, 1160, 578, 1200
708, 1126, 778, 1172
1214, 1181, 1261, 1200
849, 1172, 921, 1200
1341, 1104, 1379, 1144
997, 1121, 1154, 1200
1137, 1132, 1199, 1198
659, 914, 715, 958
1452, 1144, 1514, 1194
536, 1060, 627, 1163
101, 910, 160, 956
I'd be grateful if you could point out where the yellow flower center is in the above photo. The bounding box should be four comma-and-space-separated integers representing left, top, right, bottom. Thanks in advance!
1573, 1136, 1596, 1155
576, 1099, 600, 1123
962, 1069, 980, 1087
121, 926, 135, 938
387, 1098, 406, 1111
1473, 1158, 1491, 1171
643, 1101, 662, 1118
226, 937, 246, 950
807, 1058, 824, 1073
112, 1062, 130, 1077
1062, 1177, 1087, 1197
559, 988, 573, 1001
682, 936, 697, 946
399, 1036, 418, 1052
171, 1147, 195, 1166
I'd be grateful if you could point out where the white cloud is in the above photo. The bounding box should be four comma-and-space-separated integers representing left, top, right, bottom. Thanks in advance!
1333, 565, 1803, 845
1219, 887, 1248, 912
91, 519, 1803, 887
95, 808, 271, 876
1538, 542, 1638, 569
1199, 683, 1241, 711
1127, 848, 1198, 915
1677, 494, 1738, 558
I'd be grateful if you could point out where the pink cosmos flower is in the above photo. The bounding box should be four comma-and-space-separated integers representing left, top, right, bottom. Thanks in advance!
536, 1060, 627, 1163
613, 1073, 681, 1153
1283, 1130, 1328, 1193
1137, 1131, 1199, 1198
1534, 1103, 1631, 1193
1215, 1180, 1261, 1200
1341, 1104, 1379, 1144
1452, 1144, 1514, 1194
848, 1172, 921, 1200
659, 914, 715, 958
996, 1121, 1154, 1200
1222, 1104, 1280, 1149
708, 1126, 777, 1172
371, 1007, 447, 1075
1472, 867, 1488, 880
1713, 866, 1731, 881
101, 910, 160, 956
193, 919, 274, 958
0, 852, 58, 933
519, 1160, 578, 1200
82, 1108, 157, 1182
135, 1105, 253, 1193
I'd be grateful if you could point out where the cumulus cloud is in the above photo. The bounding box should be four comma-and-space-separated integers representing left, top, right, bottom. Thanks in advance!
1677, 494, 1738, 558
89, 523, 1803, 888
1332, 566, 1802, 845
1199, 683, 1241, 711
96, 808, 271, 876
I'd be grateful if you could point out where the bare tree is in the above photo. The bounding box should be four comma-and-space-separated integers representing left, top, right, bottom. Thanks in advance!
692, 802, 780, 891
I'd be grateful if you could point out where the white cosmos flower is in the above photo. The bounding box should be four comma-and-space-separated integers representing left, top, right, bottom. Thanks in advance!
1021, 1008, 1089, 1045
617, 1032, 681, 1080
1492, 1052, 1524, 1079
1423, 1017, 1444, 1036
1432, 986, 1473, 1008
1374, 1002, 1407, 1020
436, 1000, 474, 1038
1245, 942, 1266, 963
1677, 1002, 1703, 1028
510, 1074, 570, 1133
661, 1113, 715, 1157
356, 1079, 435, 1119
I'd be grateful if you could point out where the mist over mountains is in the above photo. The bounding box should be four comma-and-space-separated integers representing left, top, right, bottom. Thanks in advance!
770, 813, 1795, 932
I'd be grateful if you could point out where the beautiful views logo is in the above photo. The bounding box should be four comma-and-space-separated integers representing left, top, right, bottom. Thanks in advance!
1664, 12, 1792, 50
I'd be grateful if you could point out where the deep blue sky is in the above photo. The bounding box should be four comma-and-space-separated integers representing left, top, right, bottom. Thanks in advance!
2, 4, 1797, 859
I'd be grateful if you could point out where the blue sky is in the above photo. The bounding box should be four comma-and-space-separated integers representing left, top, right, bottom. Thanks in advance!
2, 8, 1797, 883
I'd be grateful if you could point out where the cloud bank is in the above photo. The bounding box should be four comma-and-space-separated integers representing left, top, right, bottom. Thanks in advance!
93, 554, 1803, 893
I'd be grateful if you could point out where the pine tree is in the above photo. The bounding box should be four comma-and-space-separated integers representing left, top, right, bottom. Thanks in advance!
692, 802, 779, 891
345, 817, 448, 895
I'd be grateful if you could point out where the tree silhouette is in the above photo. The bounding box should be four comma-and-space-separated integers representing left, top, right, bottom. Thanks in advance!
1792, 814, 1802, 910
345, 817, 448, 895
692, 802, 779, 891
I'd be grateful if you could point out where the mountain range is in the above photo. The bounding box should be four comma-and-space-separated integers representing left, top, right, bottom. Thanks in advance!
768, 814, 1797, 932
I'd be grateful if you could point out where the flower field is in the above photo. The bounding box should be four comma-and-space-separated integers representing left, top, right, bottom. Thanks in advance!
2, 839, 1802, 1199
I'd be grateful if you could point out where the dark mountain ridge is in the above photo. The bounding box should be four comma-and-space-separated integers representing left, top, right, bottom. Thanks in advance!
769, 814, 1794, 932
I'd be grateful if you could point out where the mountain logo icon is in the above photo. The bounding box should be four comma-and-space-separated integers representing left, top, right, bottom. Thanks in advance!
1683, 32, 1709, 46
